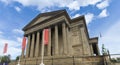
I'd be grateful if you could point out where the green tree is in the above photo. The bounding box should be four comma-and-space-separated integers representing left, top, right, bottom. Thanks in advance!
16, 56, 19, 61
1, 55, 11, 63
117, 57, 120, 60
0, 56, 2, 63
111, 58, 117, 62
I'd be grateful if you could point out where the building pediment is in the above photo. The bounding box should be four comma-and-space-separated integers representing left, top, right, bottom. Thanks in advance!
23, 10, 68, 31
29, 16, 52, 27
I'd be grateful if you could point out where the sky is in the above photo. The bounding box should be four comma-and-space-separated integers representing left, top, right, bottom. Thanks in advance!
0, 0, 120, 59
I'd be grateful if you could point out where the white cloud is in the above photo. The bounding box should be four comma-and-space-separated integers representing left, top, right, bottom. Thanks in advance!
72, 14, 81, 18
14, 6, 21, 12
13, 29, 23, 34
13, 0, 55, 10
98, 9, 108, 18
0, 38, 21, 59
85, 13, 94, 24
100, 20, 120, 54
17, 37, 22, 43
0, 29, 24, 59
67, 1, 80, 10
96, 0, 110, 9
2, 0, 103, 11
78, 0, 101, 6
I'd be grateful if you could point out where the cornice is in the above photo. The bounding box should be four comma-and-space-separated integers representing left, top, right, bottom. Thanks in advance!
89, 37, 98, 44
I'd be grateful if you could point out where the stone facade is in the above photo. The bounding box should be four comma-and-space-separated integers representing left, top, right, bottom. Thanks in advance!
9, 10, 107, 65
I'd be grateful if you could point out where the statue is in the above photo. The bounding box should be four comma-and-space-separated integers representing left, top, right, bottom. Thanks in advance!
102, 44, 108, 55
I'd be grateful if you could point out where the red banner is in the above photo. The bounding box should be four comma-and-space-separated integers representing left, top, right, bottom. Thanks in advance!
22, 37, 26, 51
3, 43, 8, 54
44, 29, 49, 45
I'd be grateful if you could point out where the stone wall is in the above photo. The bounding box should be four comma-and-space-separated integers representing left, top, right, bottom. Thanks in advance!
9, 56, 105, 65
114, 63, 120, 65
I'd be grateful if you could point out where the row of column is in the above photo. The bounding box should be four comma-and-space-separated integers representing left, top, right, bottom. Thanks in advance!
21, 23, 68, 58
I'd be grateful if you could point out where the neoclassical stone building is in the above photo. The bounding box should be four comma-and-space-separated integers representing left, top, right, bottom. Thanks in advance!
9, 10, 108, 65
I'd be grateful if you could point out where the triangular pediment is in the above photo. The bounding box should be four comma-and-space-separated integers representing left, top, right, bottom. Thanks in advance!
30, 16, 52, 26
23, 10, 66, 31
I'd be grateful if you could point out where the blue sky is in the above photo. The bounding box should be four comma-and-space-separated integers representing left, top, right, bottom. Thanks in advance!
0, 0, 120, 59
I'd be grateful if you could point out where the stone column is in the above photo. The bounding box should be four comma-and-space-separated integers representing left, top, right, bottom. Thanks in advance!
47, 28, 51, 56
30, 33, 35, 57
55, 25, 59, 55
35, 31, 40, 57
62, 23, 67, 55
96, 44, 100, 55
26, 35, 31, 58
66, 26, 70, 55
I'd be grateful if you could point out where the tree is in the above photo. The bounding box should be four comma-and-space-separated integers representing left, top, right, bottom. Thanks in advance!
1, 55, 11, 63
111, 58, 117, 62
0, 56, 2, 63
16, 56, 19, 61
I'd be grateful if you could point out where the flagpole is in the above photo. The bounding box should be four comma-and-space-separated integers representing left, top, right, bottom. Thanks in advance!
3, 43, 8, 65
40, 30, 45, 65
17, 44, 23, 65
2, 53, 4, 65
0, 53, 2, 63
0, 58, 1, 63
99, 33, 102, 55
0, 54, 2, 63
